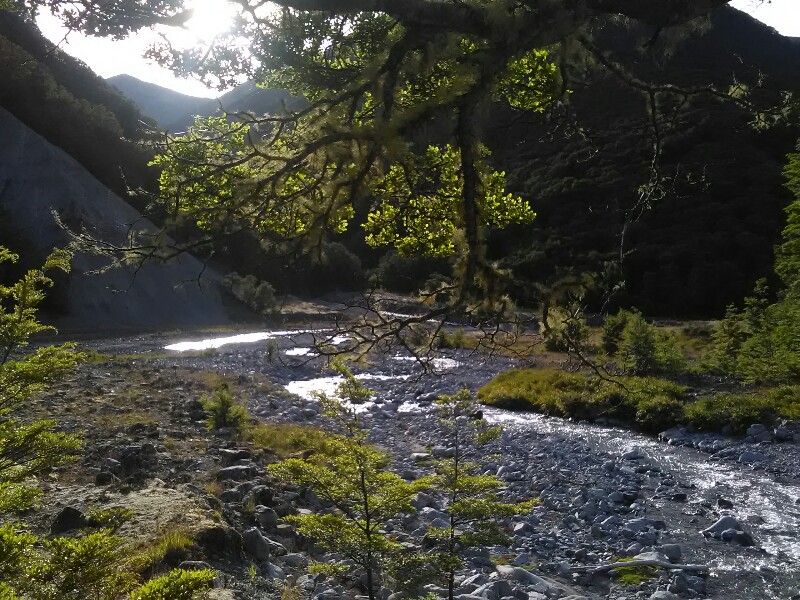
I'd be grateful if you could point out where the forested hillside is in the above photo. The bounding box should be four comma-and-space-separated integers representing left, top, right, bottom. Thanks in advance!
0, 12, 157, 197
486, 8, 800, 316
2, 7, 799, 318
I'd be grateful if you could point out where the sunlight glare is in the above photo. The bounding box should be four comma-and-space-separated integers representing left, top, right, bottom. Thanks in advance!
184, 0, 238, 43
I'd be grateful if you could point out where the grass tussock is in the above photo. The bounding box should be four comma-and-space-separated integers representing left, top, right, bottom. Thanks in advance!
477, 368, 685, 432
248, 422, 338, 459
612, 558, 658, 585
479, 369, 800, 434
131, 527, 195, 575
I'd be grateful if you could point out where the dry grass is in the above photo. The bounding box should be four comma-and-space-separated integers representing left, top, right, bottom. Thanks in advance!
131, 526, 195, 574
247, 422, 337, 459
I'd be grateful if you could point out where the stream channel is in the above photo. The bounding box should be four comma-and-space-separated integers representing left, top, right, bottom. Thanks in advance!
157, 327, 800, 600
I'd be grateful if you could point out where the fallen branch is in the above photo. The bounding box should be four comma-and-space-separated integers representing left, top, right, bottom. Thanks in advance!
573, 560, 710, 575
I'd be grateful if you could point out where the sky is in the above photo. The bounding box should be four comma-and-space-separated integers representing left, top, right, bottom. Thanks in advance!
35, 0, 800, 99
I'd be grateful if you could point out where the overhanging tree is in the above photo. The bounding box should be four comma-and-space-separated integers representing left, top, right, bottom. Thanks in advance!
25, 0, 795, 335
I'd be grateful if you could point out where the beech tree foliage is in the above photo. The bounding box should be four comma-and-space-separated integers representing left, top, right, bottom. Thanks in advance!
23, 0, 771, 313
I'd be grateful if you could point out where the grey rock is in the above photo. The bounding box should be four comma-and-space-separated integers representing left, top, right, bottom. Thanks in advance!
702, 515, 741, 538
242, 527, 272, 561
219, 489, 242, 503
660, 544, 682, 562
255, 505, 279, 531
746, 423, 767, 437
51, 506, 90, 534
412, 492, 439, 511
95, 471, 115, 485
281, 553, 307, 567
739, 451, 769, 463
650, 592, 680, 600
219, 448, 251, 466
473, 580, 514, 600
216, 464, 256, 480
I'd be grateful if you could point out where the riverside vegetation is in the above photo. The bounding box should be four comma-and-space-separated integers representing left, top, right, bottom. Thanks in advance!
0, 246, 215, 599
480, 148, 800, 436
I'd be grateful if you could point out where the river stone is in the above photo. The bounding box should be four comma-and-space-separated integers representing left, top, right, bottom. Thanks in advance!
650, 592, 680, 600
496, 566, 557, 594
702, 515, 741, 538
623, 447, 645, 460
51, 506, 90, 534
472, 579, 513, 600
746, 423, 767, 437
242, 527, 272, 561
738, 451, 769, 463
634, 550, 669, 563
717, 497, 734, 509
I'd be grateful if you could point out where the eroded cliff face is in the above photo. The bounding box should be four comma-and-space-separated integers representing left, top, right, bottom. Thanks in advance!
0, 106, 231, 330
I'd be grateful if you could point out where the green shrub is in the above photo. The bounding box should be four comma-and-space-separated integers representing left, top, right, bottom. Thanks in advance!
130, 568, 215, 600
478, 369, 685, 429
686, 386, 800, 433
612, 311, 686, 375
224, 272, 277, 315
601, 310, 629, 355
201, 384, 250, 435
543, 311, 590, 353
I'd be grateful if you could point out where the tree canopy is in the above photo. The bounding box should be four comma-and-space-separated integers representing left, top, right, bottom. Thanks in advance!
22, 0, 793, 320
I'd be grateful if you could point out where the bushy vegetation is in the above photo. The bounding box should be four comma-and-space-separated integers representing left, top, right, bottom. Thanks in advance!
0, 14, 156, 196
0, 245, 214, 599
223, 273, 277, 316
201, 384, 251, 435
130, 569, 216, 600
479, 367, 800, 434
478, 369, 686, 432
684, 386, 800, 434
601, 310, 686, 375
704, 144, 800, 385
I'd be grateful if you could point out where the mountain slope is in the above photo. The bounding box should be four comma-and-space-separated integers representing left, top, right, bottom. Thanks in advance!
0, 106, 231, 330
107, 74, 217, 132
485, 7, 800, 316
108, 75, 303, 132
0, 13, 157, 197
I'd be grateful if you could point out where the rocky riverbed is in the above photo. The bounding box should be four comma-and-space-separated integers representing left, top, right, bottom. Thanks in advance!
32, 327, 800, 600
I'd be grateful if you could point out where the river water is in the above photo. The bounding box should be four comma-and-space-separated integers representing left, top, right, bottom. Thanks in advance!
164, 328, 800, 599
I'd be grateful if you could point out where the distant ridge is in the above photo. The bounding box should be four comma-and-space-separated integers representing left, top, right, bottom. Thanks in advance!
107, 75, 303, 132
